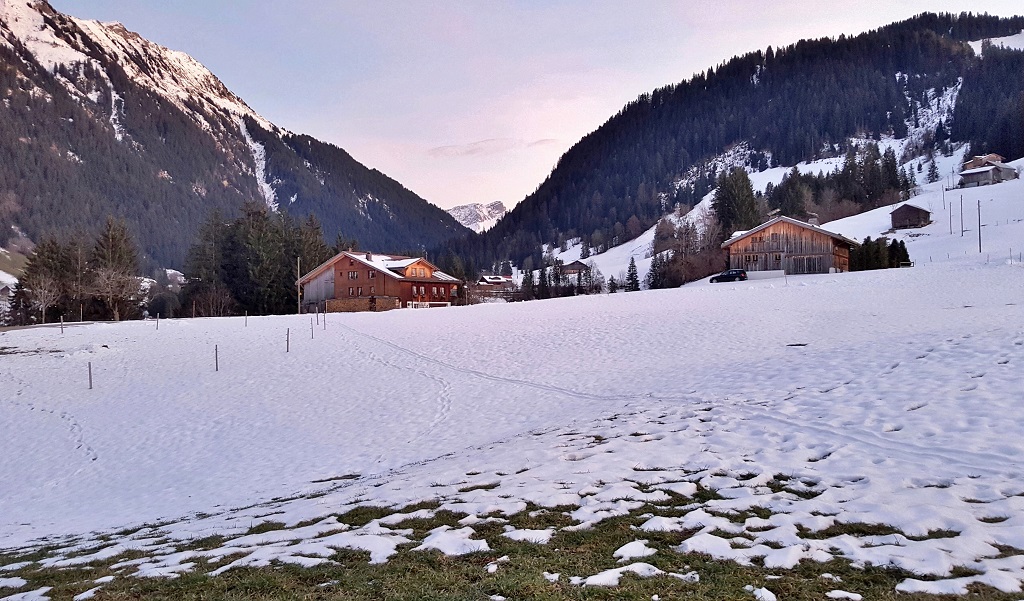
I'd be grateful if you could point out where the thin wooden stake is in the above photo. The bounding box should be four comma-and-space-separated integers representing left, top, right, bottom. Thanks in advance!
60, 316, 64, 334
156, 313, 159, 330
215, 345, 219, 372
88, 362, 92, 390
287, 328, 290, 353
245, 311, 248, 327
311, 318, 314, 339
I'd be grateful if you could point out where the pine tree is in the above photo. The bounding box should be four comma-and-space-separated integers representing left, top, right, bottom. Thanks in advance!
927, 160, 940, 183
537, 266, 550, 299
607, 275, 619, 293
713, 168, 760, 235
625, 257, 641, 292
520, 270, 534, 300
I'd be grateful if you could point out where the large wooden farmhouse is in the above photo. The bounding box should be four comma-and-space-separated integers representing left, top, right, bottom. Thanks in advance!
721, 216, 859, 274
959, 153, 1019, 188
297, 251, 463, 312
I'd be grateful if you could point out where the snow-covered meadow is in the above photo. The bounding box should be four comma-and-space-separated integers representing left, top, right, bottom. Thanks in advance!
1, 172, 1024, 598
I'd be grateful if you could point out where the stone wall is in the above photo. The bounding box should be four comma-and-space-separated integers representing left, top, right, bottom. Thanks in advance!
324, 296, 400, 313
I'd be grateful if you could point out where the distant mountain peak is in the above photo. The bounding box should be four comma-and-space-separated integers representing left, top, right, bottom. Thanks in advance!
447, 201, 507, 233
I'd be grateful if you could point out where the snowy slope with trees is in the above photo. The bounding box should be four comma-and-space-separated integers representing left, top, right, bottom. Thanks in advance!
1, 172, 1023, 597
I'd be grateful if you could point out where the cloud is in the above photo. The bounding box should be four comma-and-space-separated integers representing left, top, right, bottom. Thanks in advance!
528, 138, 560, 148
427, 138, 518, 158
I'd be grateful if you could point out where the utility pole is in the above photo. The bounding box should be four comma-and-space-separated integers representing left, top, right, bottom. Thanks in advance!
296, 256, 301, 315
960, 196, 964, 237
978, 200, 982, 253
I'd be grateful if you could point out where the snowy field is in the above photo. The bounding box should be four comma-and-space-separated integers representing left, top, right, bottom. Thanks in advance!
2, 173, 1024, 598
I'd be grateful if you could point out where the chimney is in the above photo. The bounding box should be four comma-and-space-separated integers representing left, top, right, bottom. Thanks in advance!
365, 251, 373, 261
807, 212, 820, 226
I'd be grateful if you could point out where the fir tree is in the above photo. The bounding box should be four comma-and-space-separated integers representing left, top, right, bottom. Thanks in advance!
520, 270, 534, 300
625, 257, 641, 292
607, 275, 619, 293
927, 160, 940, 183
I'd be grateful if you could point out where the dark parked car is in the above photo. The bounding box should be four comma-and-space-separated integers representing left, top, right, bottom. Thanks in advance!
710, 269, 747, 283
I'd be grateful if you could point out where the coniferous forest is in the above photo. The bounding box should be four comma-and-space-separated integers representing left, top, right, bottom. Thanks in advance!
436, 13, 1024, 274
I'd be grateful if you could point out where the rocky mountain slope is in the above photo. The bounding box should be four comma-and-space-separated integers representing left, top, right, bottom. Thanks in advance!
446, 201, 507, 233
0, 0, 468, 267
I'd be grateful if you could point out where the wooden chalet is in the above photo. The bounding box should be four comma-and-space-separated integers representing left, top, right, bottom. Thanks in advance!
721, 216, 859, 274
962, 154, 1006, 170
297, 251, 464, 312
959, 154, 1018, 188
890, 203, 931, 230
561, 260, 590, 276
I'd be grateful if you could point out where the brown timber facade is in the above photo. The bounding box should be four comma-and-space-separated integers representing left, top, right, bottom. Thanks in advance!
722, 217, 858, 275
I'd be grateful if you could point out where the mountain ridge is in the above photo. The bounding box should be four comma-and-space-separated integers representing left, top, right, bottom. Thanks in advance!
446, 201, 507, 233
0, 0, 468, 268
434, 12, 1024, 273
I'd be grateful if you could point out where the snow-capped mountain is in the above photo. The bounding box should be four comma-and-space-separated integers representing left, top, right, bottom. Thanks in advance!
0, 0, 467, 266
446, 201, 507, 233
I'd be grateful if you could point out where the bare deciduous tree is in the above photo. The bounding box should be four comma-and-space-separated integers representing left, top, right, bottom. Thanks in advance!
23, 273, 60, 324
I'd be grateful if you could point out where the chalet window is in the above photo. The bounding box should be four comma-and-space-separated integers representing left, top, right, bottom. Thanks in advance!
348, 287, 354, 296
368, 270, 375, 279
357, 287, 363, 296
432, 286, 437, 295
349, 259, 354, 266
440, 288, 446, 296
369, 286, 375, 294
348, 271, 358, 280
419, 286, 425, 295
774, 253, 782, 261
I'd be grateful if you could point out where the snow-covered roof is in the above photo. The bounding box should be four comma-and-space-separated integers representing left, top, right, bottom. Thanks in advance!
298, 251, 460, 285
959, 166, 996, 175
722, 216, 860, 248
890, 203, 929, 214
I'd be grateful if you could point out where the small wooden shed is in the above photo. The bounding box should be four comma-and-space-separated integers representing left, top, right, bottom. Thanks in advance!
721, 216, 859, 274
890, 204, 931, 230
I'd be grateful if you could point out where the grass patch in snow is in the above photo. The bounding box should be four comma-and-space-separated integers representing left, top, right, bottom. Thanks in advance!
3, 505, 1024, 601
244, 521, 287, 536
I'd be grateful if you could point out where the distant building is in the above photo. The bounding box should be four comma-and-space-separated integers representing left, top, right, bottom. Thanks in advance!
721, 216, 859, 274
890, 203, 931, 230
962, 153, 1006, 170
297, 251, 463, 312
561, 260, 590, 277
959, 154, 1018, 188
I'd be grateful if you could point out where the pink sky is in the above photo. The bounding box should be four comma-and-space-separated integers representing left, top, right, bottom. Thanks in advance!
51, 1, 1024, 209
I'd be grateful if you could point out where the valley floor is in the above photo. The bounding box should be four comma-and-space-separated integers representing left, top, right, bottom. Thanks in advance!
1, 253, 1023, 599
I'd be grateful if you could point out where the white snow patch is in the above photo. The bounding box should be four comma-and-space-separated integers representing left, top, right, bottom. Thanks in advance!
0, 587, 51, 601
414, 526, 489, 556
826, 591, 863, 601
969, 30, 1024, 55
614, 539, 657, 562
238, 117, 278, 212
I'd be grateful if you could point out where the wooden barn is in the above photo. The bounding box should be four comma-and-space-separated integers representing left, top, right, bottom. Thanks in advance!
890, 203, 931, 230
721, 216, 859, 275
297, 251, 464, 312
